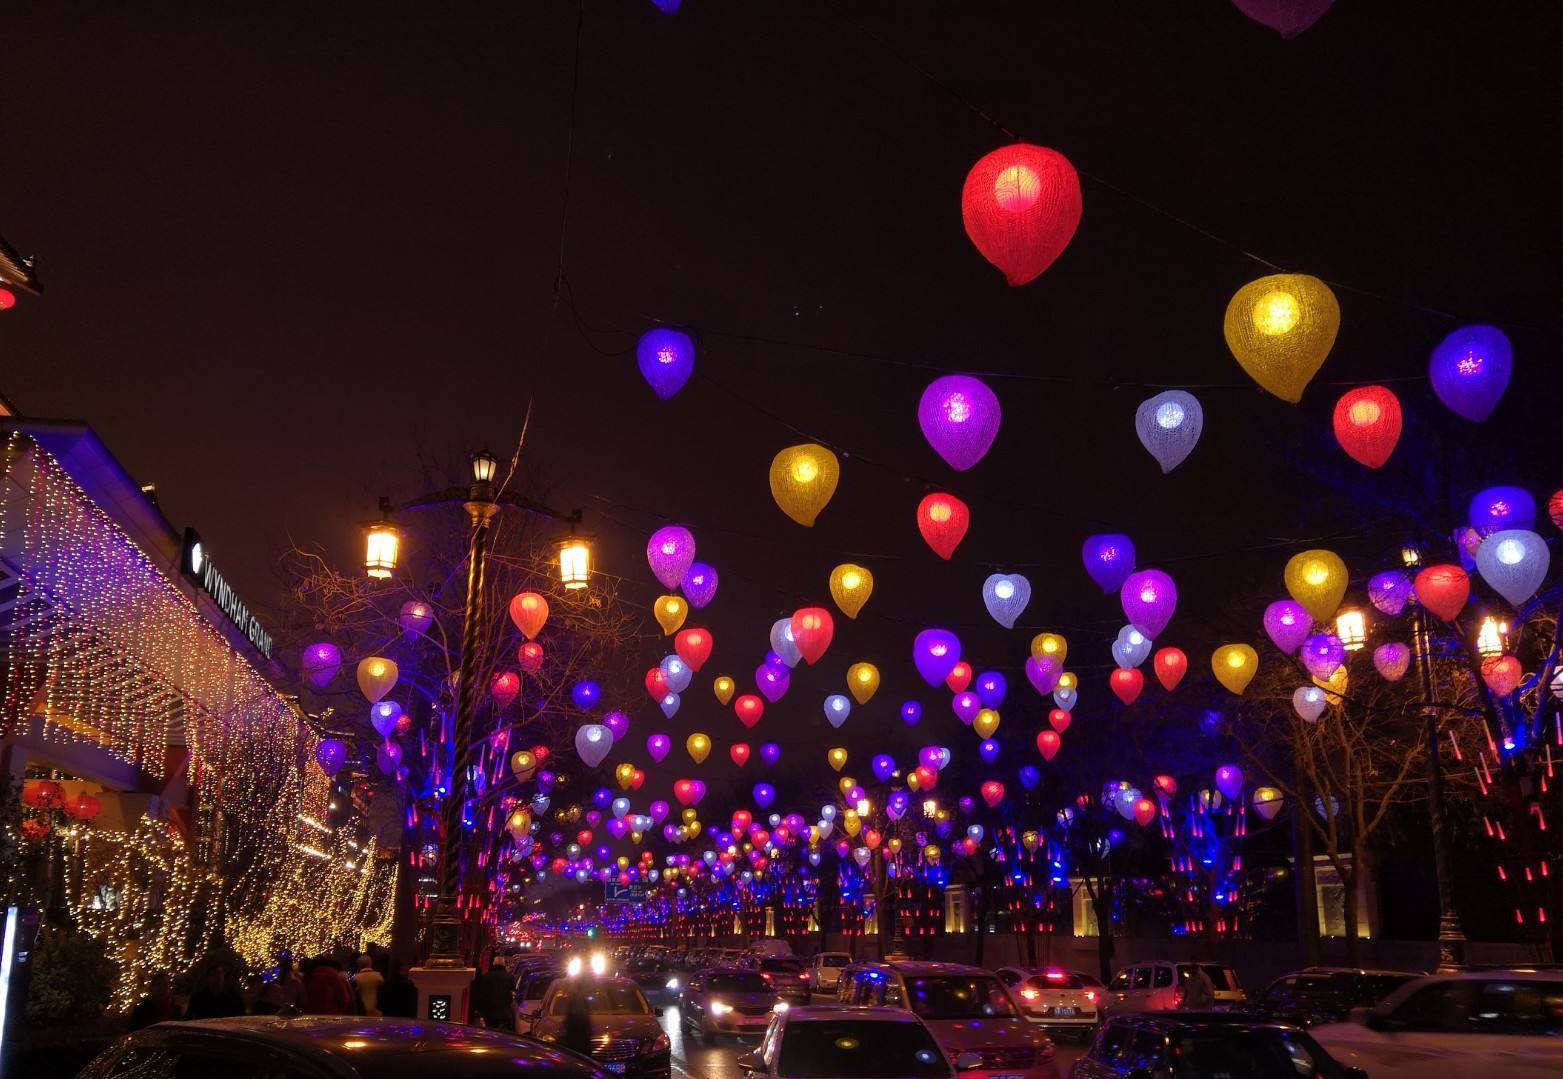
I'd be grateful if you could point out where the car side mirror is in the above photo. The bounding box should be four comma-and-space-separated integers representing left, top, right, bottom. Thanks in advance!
954, 1052, 982, 1072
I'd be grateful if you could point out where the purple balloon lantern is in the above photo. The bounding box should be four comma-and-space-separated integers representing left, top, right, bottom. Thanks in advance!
957, 796, 976, 816
752, 783, 775, 809
1469, 485, 1537, 535
314, 737, 347, 776
1262, 599, 1313, 655
1082, 533, 1137, 594
603, 710, 630, 741
759, 742, 781, 766
370, 701, 401, 738
1300, 633, 1346, 680
606, 817, 630, 840
646, 525, 696, 590
887, 790, 910, 820
913, 628, 962, 687
301, 642, 342, 690
397, 601, 434, 640
951, 692, 981, 725
755, 661, 791, 703
900, 701, 923, 727
635, 327, 695, 400
1373, 642, 1411, 681
978, 739, 1000, 763
375, 742, 402, 776
975, 671, 1007, 709
649, 800, 670, 823
917, 374, 1002, 471
646, 733, 671, 763
682, 562, 720, 608
1368, 571, 1413, 616
1215, 764, 1244, 800
1120, 569, 1177, 639
918, 746, 946, 772
1429, 324, 1511, 422
1019, 765, 1041, 790
1025, 654, 1062, 696
871, 754, 895, 782
571, 680, 601, 710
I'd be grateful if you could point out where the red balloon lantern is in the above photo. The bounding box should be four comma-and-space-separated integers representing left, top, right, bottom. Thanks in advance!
1109, 668, 1144, 705
945, 661, 973, 693
1036, 730, 1062, 761
916, 493, 970, 560
629, 768, 645, 790
21, 779, 66, 809
517, 640, 545, 675
65, 793, 101, 821
730, 742, 751, 768
1153, 647, 1187, 691
1332, 386, 1402, 469
980, 781, 1005, 808
1415, 564, 1470, 621
731, 809, 753, 832
734, 694, 765, 728
674, 627, 713, 672
1132, 798, 1157, 827
913, 764, 939, 790
644, 667, 669, 701
789, 607, 835, 665
0, 288, 16, 312
1549, 490, 1563, 531
491, 671, 520, 709
1048, 708, 1072, 733
961, 143, 1083, 287
1482, 655, 1522, 697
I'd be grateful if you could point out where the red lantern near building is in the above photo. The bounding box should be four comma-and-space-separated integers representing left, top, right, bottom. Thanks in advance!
961, 143, 1083, 287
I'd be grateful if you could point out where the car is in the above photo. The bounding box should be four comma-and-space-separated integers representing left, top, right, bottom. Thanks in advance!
747, 938, 796, 959
995, 967, 1102, 1040
808, 951, 853, 993
1104, 961, 1245, 1013
531, 975, 671, 1079
1311, 969, 1563, 1078
517, 967, 563, 1032
680, 966, 785, 1041
623, 957, 678, 1007
75, 1015, 618, 1079
1070, 1013, 1365, 1078
737, 1005, 982, 1079
1246, 967, 1421, 1027
836, 960, 1059, 1079
744, 955, 813, 1003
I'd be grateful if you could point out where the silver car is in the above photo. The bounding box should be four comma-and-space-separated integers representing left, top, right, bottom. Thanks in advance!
679, 966, 782, 1041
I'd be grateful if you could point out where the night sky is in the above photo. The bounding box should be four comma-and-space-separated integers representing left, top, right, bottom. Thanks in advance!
3, 3, 1561, 813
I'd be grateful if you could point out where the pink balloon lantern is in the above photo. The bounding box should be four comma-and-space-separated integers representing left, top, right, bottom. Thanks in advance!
917, 374, 1002, 472
302, 642, 341, 690
1231, 0, 1334, 38
1367, 571, 1413, 616
1373, 642, 1411, 682
646, 526, 696, 590
603, 710, 630, 741
1263, 599, 1313, 655
1120, 569, 1177, 639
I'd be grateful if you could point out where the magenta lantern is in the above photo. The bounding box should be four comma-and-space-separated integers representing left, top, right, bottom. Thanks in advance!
302, 642, 342, 690
1300, 632, 1346, 681
917, 374, 1002, 471
755, 661, 791, 703
1262, 599, 1312, 655
1215, 764, 1244, 800
1368, 571, 1413, 616
682, 562, 719, 608
1373, 642, 1411, 682
646, 525, 696, 590
1082, 533, 1137, 594
1231, 0, 1334, 37
951, 692, 981, 725
398, 601, 434, 640
1120, 569, 1176, 639
646, 733, 671, 763
913, 629, 962, 687
1025, 654, 1062, 696
635, 327, 695, 400
1429, 324, 1512, 422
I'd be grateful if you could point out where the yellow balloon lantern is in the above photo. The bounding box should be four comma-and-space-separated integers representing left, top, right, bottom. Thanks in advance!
842, 810, 862, 837
682, 807, 698, 823
614, 762, 636, 791
654, 594, 689, 635
1031, 633, 1068, 665
973, 708, 1001, 738
829, 563, 874, 619
712, 675, 736, 706
687, 820, 702, 837
906, 770, 921, 792
1223, 273, 1341, 403
887, 837, 902, 854
846, 662, 881, 705
769, 443, 840, 527
356, 656, 399, 704
1284, 549, 1349, 625
1211, 644, 1259, 695
1314, 664, 1348, 705
686, 733, 711, 764
923, 844, 941, 863
1057, 671, 1077, 692
838, 775, 857, 794
827, 747, 848, 772
1252, 786, 1285, 821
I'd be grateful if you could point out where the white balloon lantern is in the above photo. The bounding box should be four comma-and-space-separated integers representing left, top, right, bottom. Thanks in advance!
1475, 529, 1550, 607
575, 723, 614, 768
1292, 685, 1327, 723
770, 618, 803, 667
981, 573, 1032, 629
1111, 625, 1153, 668
824, 694, 852, 728
1134, 390, 1204, 473
1054, 686, 1078, 710
659, 654, 693, 693
660, 693, 681, 719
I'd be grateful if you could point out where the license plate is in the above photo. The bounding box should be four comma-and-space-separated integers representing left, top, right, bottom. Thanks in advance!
604, 1065, 627, 1074
1054, 1007, 1076, 1016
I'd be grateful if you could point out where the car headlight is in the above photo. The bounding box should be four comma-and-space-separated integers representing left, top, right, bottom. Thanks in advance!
648, 1032, 670, 1053
666, 977, 681, 991
710, 1000, 732, 1016
773, 1002, 790, 1013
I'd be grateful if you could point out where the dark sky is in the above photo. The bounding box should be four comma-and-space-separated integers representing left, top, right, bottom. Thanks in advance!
3, 3, 1561, 805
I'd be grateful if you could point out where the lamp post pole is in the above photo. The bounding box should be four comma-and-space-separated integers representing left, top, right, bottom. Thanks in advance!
1410, 596, 1467, 972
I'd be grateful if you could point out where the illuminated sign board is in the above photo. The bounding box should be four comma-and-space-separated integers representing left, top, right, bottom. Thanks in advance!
180, 528, 274, 659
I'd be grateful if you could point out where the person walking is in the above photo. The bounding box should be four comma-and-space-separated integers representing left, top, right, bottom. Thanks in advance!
185, 965, 245, 1019
304, 955, 353, 1014
277, 953, 306, 1012
353, 953, 385, 1016
1182, 961, 1216, 1010
378, 960, 417, 1018
129, 972, 180, 1030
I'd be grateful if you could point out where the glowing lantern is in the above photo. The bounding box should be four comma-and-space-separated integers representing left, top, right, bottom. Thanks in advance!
846, 662, 881, 705
644, 667, 669, 701
917, 374, 1002, 471
950, 692, 980, 725
1368, 571, 1413, 616
1120, 569, 1177, 639
491, 672, 521, 709
1284, 549, 1348, 624
1251, 787, 1285, 822
1332, 386, 1402, 468
517, 641, 545, 674
571, 680, 601, 710
646, 733, 671, 763
900, 701, 922, 727
1214, 764, 1244, 800
1131, 798, 1157, 827
1476, 529, 1550, 607
824, 694, 852, 728
1373, 643, 1411, 682
301, 642, 341, 689
1232, 0, 1334, 37
734, 694, 765, 728
945, 662, 973, 694
1049, 708, 1071, 732
752, 783, 776, 809
314, 738, 347, 777
686, 733, 712, 764
981, 781, 1005, 808
1212, 644, 1259, 695
1035, 730, 1061, 762
681, 563, 719, 610
0, 289, 15, 312
1314, 665, 1349, 704
1082, 533, 1137, 594
635, 327, 695, 400
981, 573, 1031, 628
1112, 626, 1153, 669
646, 527, 696, 591
660, 693, 681, 719
1109, 668, 1144, 705
759, 743, 781, 766
1429, 324, 1512, 422
712, 675, 736, 706
790, 607, 835, 665
370, 701, 401, 737
769, 444, 840, 526
828, 747, 848, 772
973, 709, 1000, 739
653, 594, 689, 636
576, 724, 614, 768
823, 563, 875, 621
975, 671, 1006, 709
1025, 655, 1062, 696
1471, 486, 1537, 535
509, 592, 550, 639
913, 628, 962, 686
1483, 655, 1522, 697
398, 601, 434, 640
614, 762, 635, 790
1551, 490, 1563, 530
1224, 274, 1340, 402
961, 143, 1082, 287
673, 779, 706, 807
356, 657, 399, 704
1292, 685, 1327, 722
755, 661, 790, 703
872, 754, 895, 782
1031, 633, 1068, 666
1415, 564, 1470, 620
674, 627, 713, 671
1134, 390, 1204, 473
1299, 633, 1345, 681
916, 493, 970, 560
1153, 647, 1186, 690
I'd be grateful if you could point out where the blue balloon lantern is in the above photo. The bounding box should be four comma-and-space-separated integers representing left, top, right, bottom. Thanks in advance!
635, 327, 696, 400
571, 680, 601, 710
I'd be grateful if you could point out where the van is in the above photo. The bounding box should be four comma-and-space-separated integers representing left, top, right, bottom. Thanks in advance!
1104, 961, 1245, 1013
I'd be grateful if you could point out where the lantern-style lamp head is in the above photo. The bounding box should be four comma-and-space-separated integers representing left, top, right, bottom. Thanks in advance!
1400, 544, 1422, 569
558, 535, 592, 589
471, 448, 499, 485
1335, 607, 1367, 652
364, 516, 401, 579
1476, 616, 1509, 660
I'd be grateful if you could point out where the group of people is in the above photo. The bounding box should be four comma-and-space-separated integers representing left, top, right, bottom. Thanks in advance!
129, 948, 418, 1030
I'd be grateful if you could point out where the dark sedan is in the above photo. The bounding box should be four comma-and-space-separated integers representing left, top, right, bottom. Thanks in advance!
1070, 1014, 1365, 1079
76, 1016, 617, 1079
1245, 967, 1420, 1027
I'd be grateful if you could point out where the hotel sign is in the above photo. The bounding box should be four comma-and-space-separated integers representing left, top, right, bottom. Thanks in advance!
180, 529, 274, 660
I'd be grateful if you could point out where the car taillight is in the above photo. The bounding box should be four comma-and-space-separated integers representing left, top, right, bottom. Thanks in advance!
1172, 989, 1185, 1008
1083, 989, 1097, 1002
1019, 988, 1040, 1000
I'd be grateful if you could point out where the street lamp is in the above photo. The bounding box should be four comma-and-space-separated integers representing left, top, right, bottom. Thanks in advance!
363, 510, 402, 579
557, 536, 593, 590
1400, 544, 1422, 568
1335, 607, 1367, 651
1475, 616, 1509, 660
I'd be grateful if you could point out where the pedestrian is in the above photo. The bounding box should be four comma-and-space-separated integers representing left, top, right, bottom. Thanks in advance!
304, 954, 354, 1014
470, 954, 515, 1029
353, 953, 385, 1016
129, 972, 180, 1030
185, 965, 246, 1019
1182, 960, 1215, 1010
561, 984, 593, 1055
277, 953, 306, 1012
379, 960, 417, 1018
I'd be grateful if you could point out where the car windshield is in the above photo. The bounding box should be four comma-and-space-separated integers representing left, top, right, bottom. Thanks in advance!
1172, 1030, 1324, 1078
1180, 965, 1237, 990
818, 955, 848, 967
549, 983, 650, 1015
777, 1020, 950, 1079
905, 976, 1019, 1020
1354, 974, 1415, 1002
1027, 972, 1090, 990
710, 972, 773, 994
525, 976, 557, 1000
628, 960, 668, 974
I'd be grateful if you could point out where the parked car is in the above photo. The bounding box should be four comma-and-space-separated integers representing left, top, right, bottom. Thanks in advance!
738, 1005, 980, 1079
517, 967, 563, 1032
747, 938, 796, 959
743, 955, 813, 1003
995, 967, 1102, 1040
1104, 961, 1245, 1013
623, 957, 678, 1007
808, 951, 853, 993
837, 961, 1059, 1079
75, 1016, 617, 1079
1311, 969, 1563, 1079
1246, 967, 1421, 1027
531, 975, 671, 1079
1070, 1013, 1365, 1078
680, 966, 785, 1041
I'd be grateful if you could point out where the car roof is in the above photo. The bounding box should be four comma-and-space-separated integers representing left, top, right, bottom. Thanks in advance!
784, 1005, 925, 1022
851, 961, 996, 976
1296, 966, 1424, 977
1120, 960, 1235, 967
1374, 968, 1563, 1007
1001, 966, 1096, 977
1106, 1012, 1302, 1033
